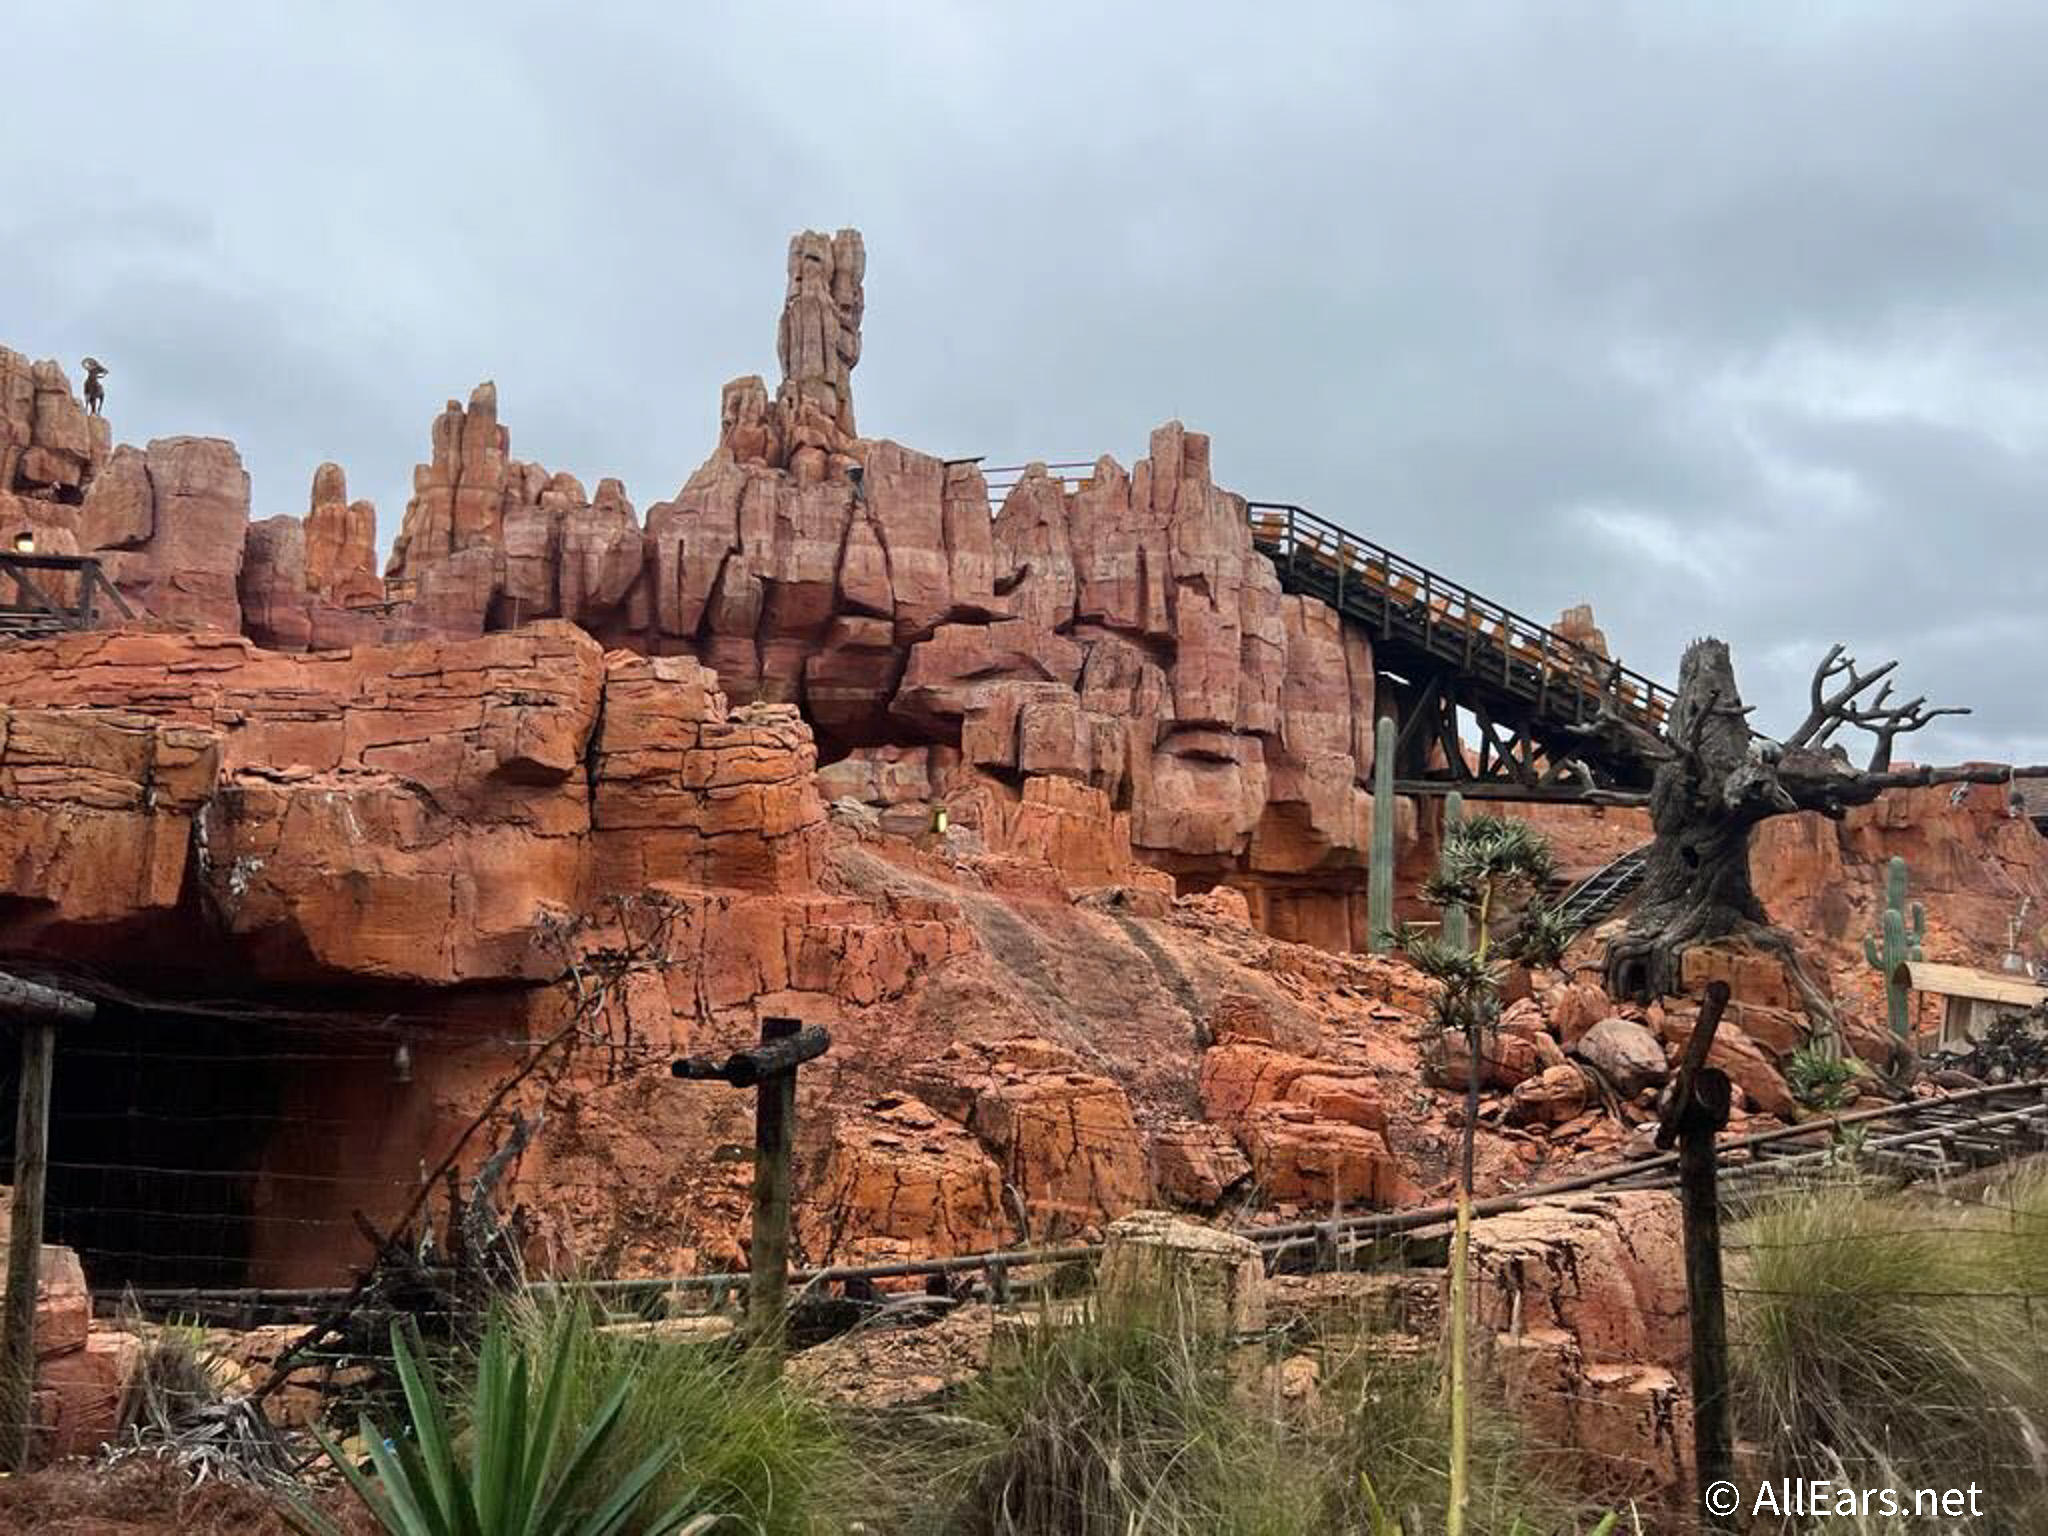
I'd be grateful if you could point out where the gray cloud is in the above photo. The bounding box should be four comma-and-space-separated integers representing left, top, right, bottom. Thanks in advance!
4, 2, 2042, 762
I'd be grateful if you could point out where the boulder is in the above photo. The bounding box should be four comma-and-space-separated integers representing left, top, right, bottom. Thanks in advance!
1572, 1016, 1669, 1097
1149, 1122, 1252, 1209
1471, 1192, 1690, 1498
799, 1095, 1009, 1267
1097, 1210, 1265, 1336
1506, 1064, 1592, 1126
1242, 1103, 1417, 1208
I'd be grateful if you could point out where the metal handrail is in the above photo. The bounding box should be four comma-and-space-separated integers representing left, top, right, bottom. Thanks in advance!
1246, 500, 1674, 727
983, 461, 1100, 504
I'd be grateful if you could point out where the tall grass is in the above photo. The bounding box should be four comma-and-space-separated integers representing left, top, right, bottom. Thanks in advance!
863, 1304, 1613, 1536
1730, 1175, 2048, 1526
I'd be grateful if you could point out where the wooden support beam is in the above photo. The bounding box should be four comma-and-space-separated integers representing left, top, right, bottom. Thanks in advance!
747, 1018, 798, 1356
1393, 780, 1649, 807
0, 972, 90, 1471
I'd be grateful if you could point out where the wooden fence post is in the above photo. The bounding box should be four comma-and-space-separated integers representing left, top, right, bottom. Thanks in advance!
1656, 980, 1737, 1533
0, 973, 93, 1472
672, 1015, 830, 1370
747, 1017, 799, 1352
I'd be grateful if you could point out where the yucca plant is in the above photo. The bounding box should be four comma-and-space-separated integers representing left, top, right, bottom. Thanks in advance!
1785, 1043, 1864, 1111
286, 1319, 718, 1536
1406, 813, 1556, 1536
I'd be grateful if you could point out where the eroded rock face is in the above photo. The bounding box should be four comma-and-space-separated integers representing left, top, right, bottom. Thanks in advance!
155, 230, 1411, 949
0, 351, 110, 503
0, 625, 823, 983
1471, 1192, 1691, 1500
799, 1094, 1007, 1268
0, 707, 218, 929
241, 464, 386, 651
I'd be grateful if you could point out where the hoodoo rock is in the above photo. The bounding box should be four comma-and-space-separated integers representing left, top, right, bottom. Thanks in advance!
0, 235, 1422, 950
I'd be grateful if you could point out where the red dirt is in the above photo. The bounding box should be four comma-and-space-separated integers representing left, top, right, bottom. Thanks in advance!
0, 1459, 370, 1536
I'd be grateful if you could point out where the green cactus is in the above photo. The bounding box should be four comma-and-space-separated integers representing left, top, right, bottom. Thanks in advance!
1441, 791, 1470, 952
1861, 855, 1925, 1042
1369, 715, 1396, 954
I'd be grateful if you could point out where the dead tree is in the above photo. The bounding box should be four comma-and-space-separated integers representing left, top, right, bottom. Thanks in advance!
1600, 639, 2038, 1040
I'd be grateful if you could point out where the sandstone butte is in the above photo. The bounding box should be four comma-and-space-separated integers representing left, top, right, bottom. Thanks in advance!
1, 232, 2044, 1486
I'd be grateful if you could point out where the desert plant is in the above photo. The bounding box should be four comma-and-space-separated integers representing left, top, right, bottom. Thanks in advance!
913, 1306, 1323, 1536
109, 1317, 296, 1486
287, 1317, 716, 1536
1405, 812, 1556, 1536
1785, 1044, 1864, 1111
1500, 899, 1573, 971
1860, 855, 1925, 1043
1730, 1182, 2048, 1509
500, 1298, 846, 1536
1322, 1354, 1616, 1536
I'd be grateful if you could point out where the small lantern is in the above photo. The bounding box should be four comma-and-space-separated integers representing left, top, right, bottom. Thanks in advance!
11, 531, 33, 555
932, 805, 949, 835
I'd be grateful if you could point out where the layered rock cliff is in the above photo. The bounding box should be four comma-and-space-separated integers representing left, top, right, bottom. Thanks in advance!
1, 228, 2041, 1308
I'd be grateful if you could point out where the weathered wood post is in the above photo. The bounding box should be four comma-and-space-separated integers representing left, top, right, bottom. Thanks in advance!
671, 1015, 830, 1365
0, 972, 93, 1472
1655, 979, 1737, 1533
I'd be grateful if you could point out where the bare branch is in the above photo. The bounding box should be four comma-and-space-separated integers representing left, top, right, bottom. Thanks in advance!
1785, 646, 1900, 747
1857, 698, 1973, 771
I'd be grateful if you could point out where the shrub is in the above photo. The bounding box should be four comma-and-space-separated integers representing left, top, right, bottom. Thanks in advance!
888, 1304, 1614, 1536
287, 1316, 717, 1536
499, 1299, 848, 1536
1784, 1045, 1864, 1111
1730, 1182, 2048, 1513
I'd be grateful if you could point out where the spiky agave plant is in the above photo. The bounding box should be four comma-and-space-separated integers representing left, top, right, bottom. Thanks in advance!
1406, 813, 1556, 1536
286, 1319, 718, 1536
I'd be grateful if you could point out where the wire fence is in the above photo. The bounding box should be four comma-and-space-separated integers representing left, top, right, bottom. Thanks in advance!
4, 966, 2048, 1511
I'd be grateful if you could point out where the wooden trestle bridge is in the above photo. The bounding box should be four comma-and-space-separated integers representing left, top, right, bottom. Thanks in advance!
982, 465, 1677, 804
1246, 501, 1670, 801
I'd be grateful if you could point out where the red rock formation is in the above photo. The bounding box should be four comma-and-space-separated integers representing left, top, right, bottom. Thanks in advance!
242, 464, 386, 651
0, 351, 110, 504
0, 707, 217, 927
1472, 1191, 1691, 1500
144, 231, 1408, 950
81, 438, 250, 630
6, 229, 2036, 1318
0, 625, 821, 982
799, 1094, 1008, 1268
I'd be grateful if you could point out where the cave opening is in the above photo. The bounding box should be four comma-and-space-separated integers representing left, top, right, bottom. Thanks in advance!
0, 999, 403, 1295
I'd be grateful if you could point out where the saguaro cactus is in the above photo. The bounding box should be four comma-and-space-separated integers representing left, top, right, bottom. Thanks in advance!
1861, 855, 1925, 1042
1369, 715, 1396, 953
1441, 791, 1470, 952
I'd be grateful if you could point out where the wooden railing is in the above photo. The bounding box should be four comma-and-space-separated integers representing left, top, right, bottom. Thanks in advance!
0, 553, 132, 638
1246, 501, 1673, 734
971, 465, 1672, 738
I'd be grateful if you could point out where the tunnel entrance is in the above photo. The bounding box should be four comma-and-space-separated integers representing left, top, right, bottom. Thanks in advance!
0, 1000, 413, 1295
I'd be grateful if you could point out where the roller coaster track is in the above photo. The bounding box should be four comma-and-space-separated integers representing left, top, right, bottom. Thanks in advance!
1553, 845, 1653, 937
983, 465, 1676, 799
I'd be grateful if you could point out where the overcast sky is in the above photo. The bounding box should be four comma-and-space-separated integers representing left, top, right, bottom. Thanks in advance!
6, 4, 2042, 763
